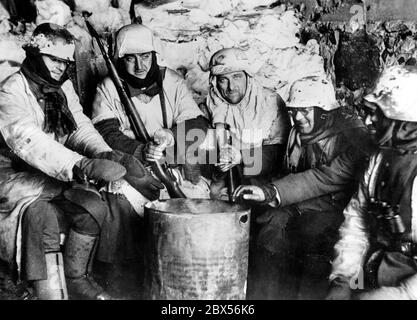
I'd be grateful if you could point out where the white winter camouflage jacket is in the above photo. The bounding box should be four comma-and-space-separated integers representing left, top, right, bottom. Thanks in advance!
330, 152, 417, 299
0, 71, 112, 181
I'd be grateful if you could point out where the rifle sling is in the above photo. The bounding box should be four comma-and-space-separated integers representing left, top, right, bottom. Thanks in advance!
159, 90, 168, 130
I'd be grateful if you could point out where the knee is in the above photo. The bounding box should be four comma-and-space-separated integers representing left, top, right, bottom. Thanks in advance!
23, 201, 58, 230
71, 212, 100, 236
61, 188, 107, 235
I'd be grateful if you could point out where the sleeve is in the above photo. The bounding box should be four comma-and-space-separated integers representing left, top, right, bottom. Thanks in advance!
328, 165, 371, 283
390, 176, 417, 299
171, 77, 204, 125
273, 143, 366, 207
0, 78, 83, 181
63, 81, 112, 157
95, 118, 146, 161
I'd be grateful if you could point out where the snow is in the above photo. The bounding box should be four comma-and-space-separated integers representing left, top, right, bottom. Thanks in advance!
73, 0, 112, 13
0, 0, 328, 105
134, 1, 326, 103
35, 0, 72, 26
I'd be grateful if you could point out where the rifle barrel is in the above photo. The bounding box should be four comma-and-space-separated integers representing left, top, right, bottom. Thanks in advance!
84, 18, 185, 198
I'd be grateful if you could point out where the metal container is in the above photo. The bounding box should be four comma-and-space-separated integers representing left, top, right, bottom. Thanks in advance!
144, 199, 251, 300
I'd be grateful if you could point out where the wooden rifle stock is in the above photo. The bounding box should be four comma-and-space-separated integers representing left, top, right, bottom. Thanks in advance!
84, 19, 186, 198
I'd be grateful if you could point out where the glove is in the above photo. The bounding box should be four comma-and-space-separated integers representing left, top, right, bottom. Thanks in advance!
233, 184, 277, 205
74, 158, 126, 182
120, 154, 165, 200
96, 151, 164, 200
325, 277, 352, 300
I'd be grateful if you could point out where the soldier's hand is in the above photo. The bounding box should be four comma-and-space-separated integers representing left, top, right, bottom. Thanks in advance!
233, 185, 265, 202
145, 142, 167, 162
233, 184, 277, 205
95, 151, 164, 200
216, 145, 241, 172
145, 129, 175, 162
153, 128, 175, 147
74, 158, 126, 182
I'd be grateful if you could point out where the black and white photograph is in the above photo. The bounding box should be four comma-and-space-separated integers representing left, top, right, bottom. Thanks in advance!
0, 0, 416, 309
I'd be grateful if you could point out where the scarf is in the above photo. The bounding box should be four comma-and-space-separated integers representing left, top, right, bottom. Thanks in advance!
21, 54, 77, 137
117, 52, 162, 98
286, 110, 365, 171
207, 75, 279, 149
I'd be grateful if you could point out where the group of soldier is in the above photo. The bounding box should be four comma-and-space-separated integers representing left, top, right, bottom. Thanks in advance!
0, 20, 416, 300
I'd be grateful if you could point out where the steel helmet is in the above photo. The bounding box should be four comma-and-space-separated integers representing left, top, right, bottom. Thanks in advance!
209, 47, 253, 76
23, 23, 75, 62
114, 24, 157, 59
287, 75, 340, 111
364, 65, 417, 122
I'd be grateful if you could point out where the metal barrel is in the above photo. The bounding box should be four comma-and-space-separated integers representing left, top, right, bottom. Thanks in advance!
144, 199, 251, 300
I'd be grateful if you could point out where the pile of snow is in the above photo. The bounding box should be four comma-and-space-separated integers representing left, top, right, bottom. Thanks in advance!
0, 34, 27, 83
74, 0, 112, 13
35, 0, 72, 26
72, 0, 130, 34
134, 1, 327, 103
0, 1, 11, 34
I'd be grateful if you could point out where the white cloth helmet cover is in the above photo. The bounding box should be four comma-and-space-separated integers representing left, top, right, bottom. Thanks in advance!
114, 24, 157, 59
287, 75, 340, 111
364, 65, 417, 122
209, 47, 253, 76
23, 23, 75, 62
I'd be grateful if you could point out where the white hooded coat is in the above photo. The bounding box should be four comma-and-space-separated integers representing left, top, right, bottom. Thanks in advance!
0, 71, 112, 271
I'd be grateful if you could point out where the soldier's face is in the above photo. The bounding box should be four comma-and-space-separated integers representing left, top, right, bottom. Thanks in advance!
289, 107, 315, 134
41, 55, 68, 81
123, 52, 153, 79
364, 103, 390, 136
216, 71, 247, 104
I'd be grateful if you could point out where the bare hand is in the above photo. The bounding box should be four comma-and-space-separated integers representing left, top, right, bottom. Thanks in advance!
145, 129, 175, 162
216, 145, 241, 172
153, 128, 174, 147
145, 142, 167, 162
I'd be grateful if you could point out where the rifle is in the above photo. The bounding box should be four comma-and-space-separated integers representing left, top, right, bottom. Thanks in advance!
224, 125, 236, 202
84, 15, 186, 198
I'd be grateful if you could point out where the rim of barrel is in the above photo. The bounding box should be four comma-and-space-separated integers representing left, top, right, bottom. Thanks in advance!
144, 198, 250, 215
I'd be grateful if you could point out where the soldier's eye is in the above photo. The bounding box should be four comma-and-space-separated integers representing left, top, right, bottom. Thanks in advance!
141, 53, 151, 60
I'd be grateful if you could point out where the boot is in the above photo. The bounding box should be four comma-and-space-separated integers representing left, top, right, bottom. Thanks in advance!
33, 252, 68, 300
64, 229, 112, 300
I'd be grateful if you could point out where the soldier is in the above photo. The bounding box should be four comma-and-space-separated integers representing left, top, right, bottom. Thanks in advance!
91, 23, 211, 198
0, 23, 161, 300
233, 75, 373, 299
327, 65, 417, 300
206, 47, 291, 199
